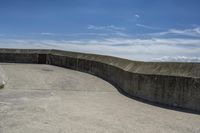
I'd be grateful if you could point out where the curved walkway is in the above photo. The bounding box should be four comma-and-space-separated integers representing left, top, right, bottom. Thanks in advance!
0, 63, 200, 133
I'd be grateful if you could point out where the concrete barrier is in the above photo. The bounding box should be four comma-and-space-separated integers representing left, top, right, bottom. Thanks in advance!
0, 48, 200, 112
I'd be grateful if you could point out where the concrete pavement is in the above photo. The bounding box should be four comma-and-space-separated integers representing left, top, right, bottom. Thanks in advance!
0, 63, 200, 133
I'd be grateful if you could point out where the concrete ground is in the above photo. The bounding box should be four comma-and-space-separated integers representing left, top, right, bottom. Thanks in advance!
0, 63, 200, 133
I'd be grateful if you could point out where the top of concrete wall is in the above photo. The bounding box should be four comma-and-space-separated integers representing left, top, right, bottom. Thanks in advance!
0, 48, 200, 78
0, 49, 51, 54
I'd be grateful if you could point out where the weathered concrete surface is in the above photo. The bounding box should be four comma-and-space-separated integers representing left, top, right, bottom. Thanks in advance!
0, 63, 200, 133
0, 48, 200, 112
0, 49, 49, 64
48, 50, 200, 112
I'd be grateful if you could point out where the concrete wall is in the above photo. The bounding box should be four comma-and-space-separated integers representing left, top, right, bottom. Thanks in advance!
0, 48, 200, 112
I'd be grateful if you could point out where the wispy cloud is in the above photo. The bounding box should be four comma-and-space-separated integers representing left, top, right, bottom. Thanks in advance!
87, 25, 128, 37
40, 32, 56, 36
63, 32, 129, 38
136, 24, 161, 30
150, 26, 200, 37
134, 14, 140, 18
154, 56, 200, 62
1, 25, 200, 62
0, 38, 199, 62
87, 25, 126, 31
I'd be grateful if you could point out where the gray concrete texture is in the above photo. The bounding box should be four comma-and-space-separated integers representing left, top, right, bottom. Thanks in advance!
0, 48, 200, 112
0, 63, 200, 133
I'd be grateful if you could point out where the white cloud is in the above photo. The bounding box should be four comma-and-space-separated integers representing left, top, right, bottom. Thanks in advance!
0, 38, 199, 62
87, 25, 126, 31
86, 25, 128, 37
154, 56, 200, 62
150, 26, 200, 37
40, 32, 56, 36
136, 24, 161, 30
58, 32, 129, 38
67, 32, 108, 36
134, 14, 140, 18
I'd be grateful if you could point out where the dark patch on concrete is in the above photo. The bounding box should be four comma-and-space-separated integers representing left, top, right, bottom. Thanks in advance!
41, 68, 54, 72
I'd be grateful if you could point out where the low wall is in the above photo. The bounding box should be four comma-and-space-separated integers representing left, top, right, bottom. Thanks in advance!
0, 48, 200, 112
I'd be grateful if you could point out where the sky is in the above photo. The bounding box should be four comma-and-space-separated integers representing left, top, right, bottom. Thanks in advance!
0, 0, 200, 62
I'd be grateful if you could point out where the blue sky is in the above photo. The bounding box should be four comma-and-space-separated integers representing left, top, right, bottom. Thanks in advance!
0, 0, 200, 62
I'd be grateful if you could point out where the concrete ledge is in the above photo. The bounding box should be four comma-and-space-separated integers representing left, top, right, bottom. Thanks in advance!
0, 48, 200, 111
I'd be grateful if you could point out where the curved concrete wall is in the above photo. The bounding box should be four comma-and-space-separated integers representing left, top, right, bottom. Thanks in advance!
0, 48, 200, 112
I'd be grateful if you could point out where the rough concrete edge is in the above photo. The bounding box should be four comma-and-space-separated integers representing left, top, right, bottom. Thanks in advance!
49, 49, 200, 78
0, 48, 200, 78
